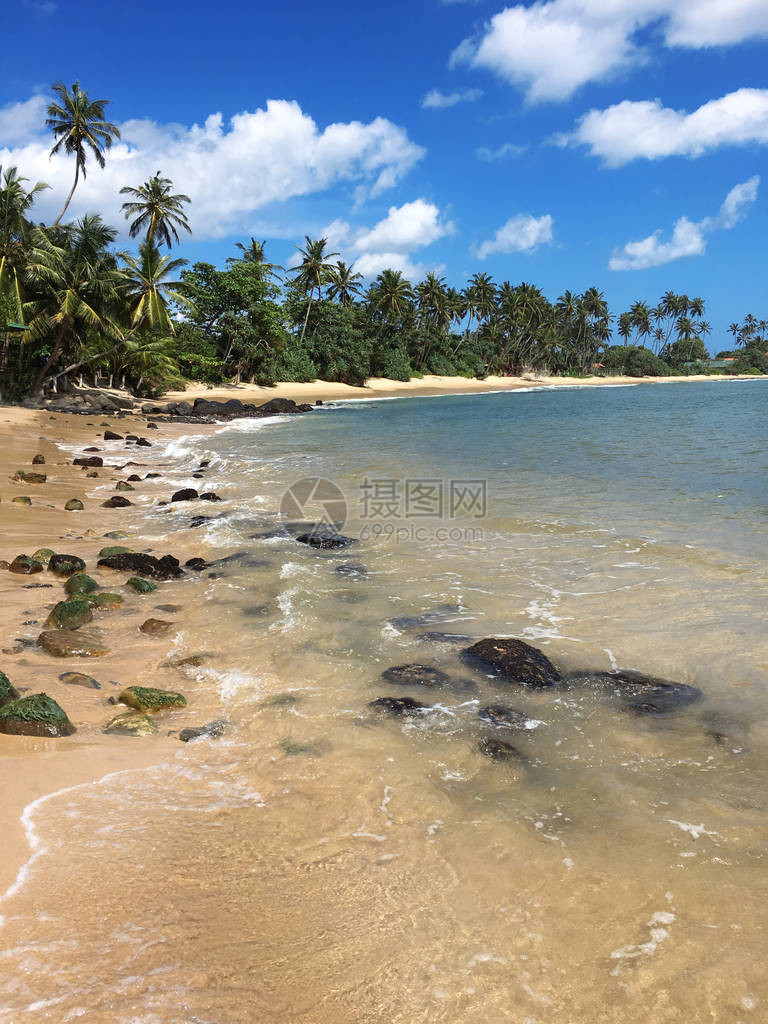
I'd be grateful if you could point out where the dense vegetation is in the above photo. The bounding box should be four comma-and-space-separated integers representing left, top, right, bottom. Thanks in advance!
1, 82, 765, 400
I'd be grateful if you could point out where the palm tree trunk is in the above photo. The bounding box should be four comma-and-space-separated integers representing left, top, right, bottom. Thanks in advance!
31, 324, 66, 394
53, 163, 80, 227
298, 290, 314, 346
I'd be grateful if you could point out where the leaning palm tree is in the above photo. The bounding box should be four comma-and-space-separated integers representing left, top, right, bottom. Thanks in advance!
120, 172, 191, 248
326, 261, 363, 305
46, 81, 121, 226
290, 236, 339, 345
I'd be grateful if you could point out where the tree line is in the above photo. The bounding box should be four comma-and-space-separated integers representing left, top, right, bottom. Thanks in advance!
1, 81, 766, 400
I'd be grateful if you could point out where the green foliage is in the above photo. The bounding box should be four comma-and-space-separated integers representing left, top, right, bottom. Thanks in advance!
732, 345, 768, 374
601, 345, 670, 376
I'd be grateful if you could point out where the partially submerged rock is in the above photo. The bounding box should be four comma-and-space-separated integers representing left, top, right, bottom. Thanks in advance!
139, 618, 174, 636
126, 576, 157, 594
98, 545, 134, 557
37, 629, 108, 658
115, 481, 135, 492
59, 671, 101, 690
73, 455, 102, 467
9, 555, 43, 575
295, 526, 356, 549
31, 548, 54, 565
179, 720, 226, 742
0, 671, 21, 707
46, 598, 93, 630
64, 499, 84, 511
368, 696, 430, 716
0, 694, 75, 737
119, 685, 186, 713
103, 710, 157, 736
48, 553, 86, 577
565, 669, 702, 715
12, 470, 46, 484
463, 638, 561, 689
102, 495, 133, 508
478, 704, 529, 729
172, 488, 198, 502
65, 573, 99, 595
477, 736, 524, 762
97, 552, 183, 579
11, 496, 32, 506
87, 592, 123, 611
104, 430, 123, 440
335, 562, 367, 577
381, 664, 452, 689
32, 454, 45, 465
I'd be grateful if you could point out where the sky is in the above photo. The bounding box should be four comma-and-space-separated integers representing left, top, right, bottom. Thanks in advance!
2, 0, 767, 350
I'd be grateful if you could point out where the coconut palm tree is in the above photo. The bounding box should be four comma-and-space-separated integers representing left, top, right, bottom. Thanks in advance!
369, 268, 414, 321
229, 238, 282, 279
23, 214, 124, 392
326, 261, 363, 305
46, 81, 121, 226
0, 167, 50, 321
290, 236, 339, 344
120, 242, 188, 333
120, 172, 191, 248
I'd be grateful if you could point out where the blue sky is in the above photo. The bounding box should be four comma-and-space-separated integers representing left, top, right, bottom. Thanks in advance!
2, 0, 768, 350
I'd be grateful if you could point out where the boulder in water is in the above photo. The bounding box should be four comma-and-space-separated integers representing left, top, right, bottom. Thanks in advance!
463, 638, 560, 689
139, 617, 174, 636
12, 470, 46, 483
97, 552, 183, 579
45, 598, 93, 630
368, 696, 430, 716
86, 592, 123, 611
73, 455, 102, 467
9, 555, 43, 574
11, 496, 32, 506
0, 694, 75, 737
37, 629, 108, 658
126, 576, 158, 594
59, 671, 101, 690
0, 671, 20, 707
381, 664, 451, 689
478, 704, 529, 729
119, 685, 186, 713
104, 430, 123, 440
102, 495, 132, 508
477, 736, 524, 762
295, 526, 356, 549
564, 669, 702, 715
64, 499, 84, 511
179, 720, 227, 742
65, 573, 100, 595
32, 454, 45, 465
103, 710, 157, 736
171, 488, 198, 502
48, 553, 86, 577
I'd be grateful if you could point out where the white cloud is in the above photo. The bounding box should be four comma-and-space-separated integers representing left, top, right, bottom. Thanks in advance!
560, 88, 768, 165
0, 96, 425, 239
0, 95, 48, 147
452, 1, 768, 104
475, 142, 527, 161
474, 213, 554, 258
422, 88, 483, 109
609, 175, 759, 270
319, 199, 453, 281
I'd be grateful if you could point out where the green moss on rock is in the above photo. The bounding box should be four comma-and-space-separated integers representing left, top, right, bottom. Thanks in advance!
9, 554, 43, 574
0, 693, 75, 737
46, 598, 94, 630
12, 470, 46, 484
0, 671, 21, 707
103, 710, 157, 736
48, 554, 86, 577
65, 499, 84, 511
103, 531, 130, 540
126, 576, 157, 594
87, 592, 123, 610
98, 545, 134, 558
119, 685, 187, 713
65, 573, 100, 596
11, 496, 32, 506
31, 548, 55, 565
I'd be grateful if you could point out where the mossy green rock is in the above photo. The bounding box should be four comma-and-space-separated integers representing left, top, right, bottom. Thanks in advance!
46, 598, 94, 630
11, 496, 32, 506
0, 693, 75, 737
115, 482, 135, 492
86, 592, 123, 611
58, 671, 101, 690
0, 671, 21, 708
48, 553, 86, 577
103, 710, 157, 736
65, 573, 100, 596
98, 545, 134, 558
12, 470, 46, 484
103, 531, 130, 540
65, 499, 84, 511
37, 629, 108, 658
9, 554, 43, 574
119, 685, 187, 713
31, 548, 54, 565
126, 576, 157, 594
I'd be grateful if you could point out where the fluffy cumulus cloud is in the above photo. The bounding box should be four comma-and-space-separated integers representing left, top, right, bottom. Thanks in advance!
451, 1, 768, 103
474, 213, 554, 259
560, 88, 768, 165
422, 88, 483, 109
609, 176, 759, 270
0, 95, 425, 238
321, 199, 454, 280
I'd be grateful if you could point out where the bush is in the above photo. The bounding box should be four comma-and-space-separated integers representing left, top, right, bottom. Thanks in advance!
380, 345, 412, 382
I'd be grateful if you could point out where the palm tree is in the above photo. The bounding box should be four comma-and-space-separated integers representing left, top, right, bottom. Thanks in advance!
229, 238, 282, 280
290, 236, 339, 344
0, 167, 50, 322
23, 214, 124, 392
120, 242, 188, 333
326, 261, 363, 305
120, 172, 191, 248
369, 268, 414, 321
46, 81, 121, 226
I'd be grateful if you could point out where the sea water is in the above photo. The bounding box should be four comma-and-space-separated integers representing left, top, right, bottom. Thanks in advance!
1, 380, 767, 1023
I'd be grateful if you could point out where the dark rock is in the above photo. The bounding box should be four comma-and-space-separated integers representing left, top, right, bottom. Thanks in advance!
64, 498, 84, 511
146, 422, 158, 429
115, 481, 135, 492
381, 665, 451, 689
565, 669, 702, 715
295, 526, 356, 549
155, 603, 182, 613
102, 495, 133, 508
136, 438, 152, 447
126, 474, 141, 482
171, 488, 198, 502
83, 446, 100, 452
179, 720, 227, 742
477, 736, 524, 762
199, 492, 222, 502
9, 555, 44, 575
32, 454, 45, 465
11, 495, 32, 505
389, 606, 464, 631
59, 671, 101, 690
184, 557, 208, 571
463, 638, 561, 689
145, 472, 161, 479
418, 631, 475, 645
46, 598, 93, 630
73, 455, 102, 467
86, 471, 99, 478
368, 696, 429, 716
97, 552, 183, 579
37, 630, 108, 657
23, 583, 53, 589
104, 430, 123, 440
315, 399, 323, 406
12, 470, 46, 483
0, 671, 21, 707
199, 460, 211, 468
126, 434, 139, 441
0, 693, 75, 737
478, 704, 529, 729
189, 516, 211, 528
139, 618, 174, 636
335, 563, 367, 577
192, 472, 204, 479
48, 553, 86, 577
